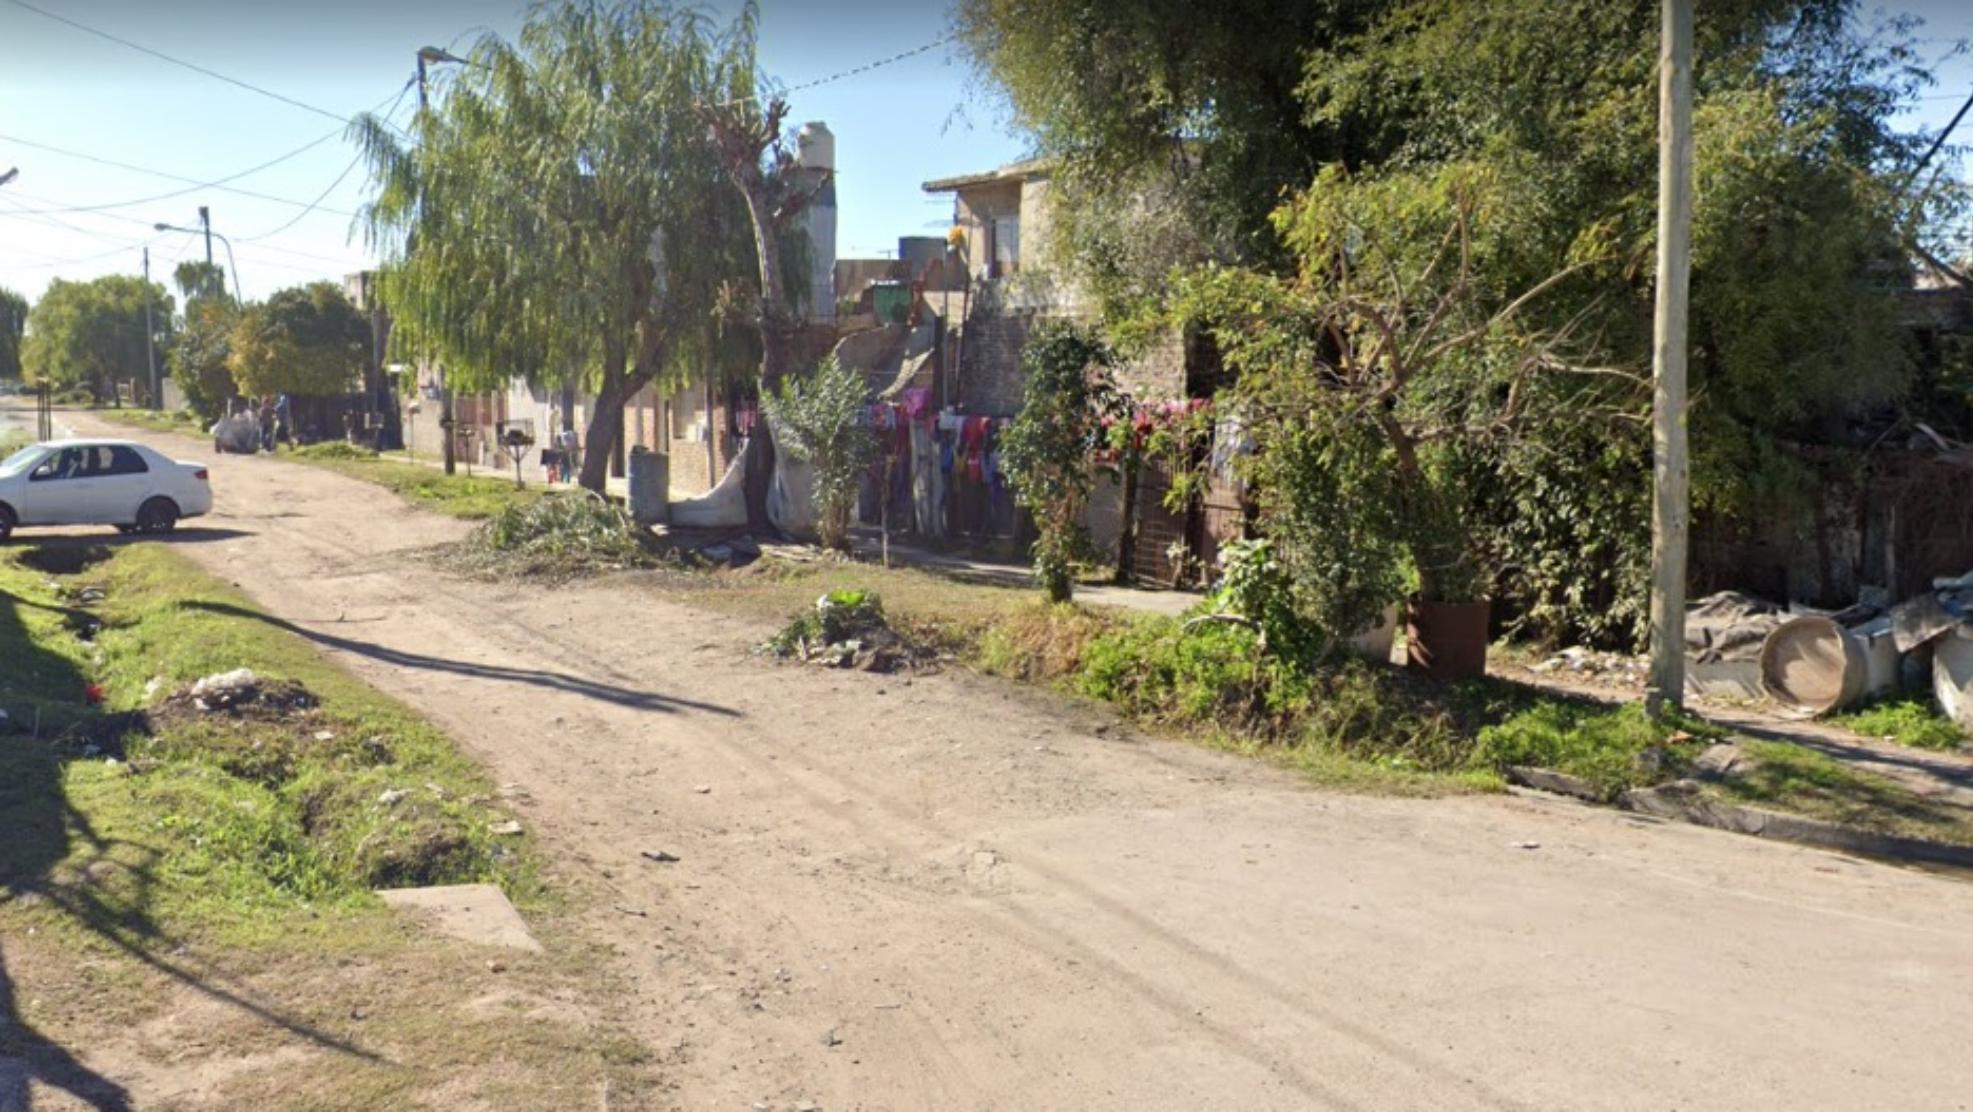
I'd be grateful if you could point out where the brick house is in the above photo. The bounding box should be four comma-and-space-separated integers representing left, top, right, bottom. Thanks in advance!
922, 160, 1243, 584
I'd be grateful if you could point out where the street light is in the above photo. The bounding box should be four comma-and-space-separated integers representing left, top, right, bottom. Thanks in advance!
154, 220, 243, 302
0, 167, 17, 187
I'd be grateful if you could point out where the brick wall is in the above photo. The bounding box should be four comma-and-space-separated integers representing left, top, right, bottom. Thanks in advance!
955, 305, 1039, 416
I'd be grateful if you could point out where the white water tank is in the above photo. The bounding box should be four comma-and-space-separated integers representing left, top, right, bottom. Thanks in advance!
796, 121, 837, 322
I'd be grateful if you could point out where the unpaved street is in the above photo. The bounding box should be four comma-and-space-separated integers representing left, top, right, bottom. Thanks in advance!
39, 407, 1973, 1110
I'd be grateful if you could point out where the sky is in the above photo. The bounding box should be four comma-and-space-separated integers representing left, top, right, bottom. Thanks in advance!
0, 0, 1028, 304
0, 0, 1970, 306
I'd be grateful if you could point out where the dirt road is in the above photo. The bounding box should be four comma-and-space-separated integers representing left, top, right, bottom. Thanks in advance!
38, 407, 1973, 1110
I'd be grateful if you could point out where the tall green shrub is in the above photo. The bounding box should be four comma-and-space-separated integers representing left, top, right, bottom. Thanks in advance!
762, 357, 873, 551
1001, 322, 1118, 602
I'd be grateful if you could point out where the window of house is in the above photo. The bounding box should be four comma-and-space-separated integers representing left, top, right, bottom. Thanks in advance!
992, 213, 1020, 277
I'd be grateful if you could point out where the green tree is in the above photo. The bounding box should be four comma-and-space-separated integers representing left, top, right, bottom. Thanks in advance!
760, 357, 872, 551
1000, 321, 1118, 603
0, 286, 26, 384
354, 0, 758, 494
956, 0, 1386, 318
228, 282, 370, 398
173, 261, 228, 303
20, 276, 172, 404
968, 0, 1963, 646
170, 298, 240, 423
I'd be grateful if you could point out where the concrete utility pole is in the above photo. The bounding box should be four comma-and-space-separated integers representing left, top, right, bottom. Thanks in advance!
143, 246, 160, 410
199, 205, 213, 267
417, 45, 467, 475
1648, 0, 1694, 714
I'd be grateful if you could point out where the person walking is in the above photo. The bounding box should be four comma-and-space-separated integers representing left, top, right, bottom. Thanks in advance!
557, 424, 581, 484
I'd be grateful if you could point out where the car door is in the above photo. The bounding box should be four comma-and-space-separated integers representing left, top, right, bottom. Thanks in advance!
92, 446, 153, 522
17, 447, 85, 524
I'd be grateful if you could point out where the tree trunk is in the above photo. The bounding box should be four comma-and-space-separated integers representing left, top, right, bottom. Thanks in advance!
579, 342, 632, 495
737, 182, 797, 532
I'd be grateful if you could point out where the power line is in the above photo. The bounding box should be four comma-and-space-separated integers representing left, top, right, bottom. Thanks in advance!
241, 78, 417, 242
713, 32, 957, 107
2, 0, 355, 125
5, 184, 367, 270
0, 81, 412, 218
0, 132, 361, 219
0, 128, 341, 216
8, 232, 171, 270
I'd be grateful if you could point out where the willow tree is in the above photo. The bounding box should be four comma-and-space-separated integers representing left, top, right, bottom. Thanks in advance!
353, 0, 756, 493
702, 88, 826, 527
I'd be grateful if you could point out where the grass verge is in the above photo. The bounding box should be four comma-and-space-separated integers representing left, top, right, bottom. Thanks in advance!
1702, 740, 1973, 846
1831, 697, 1967, 752
0, 540, 655, 1105
283, 447, 544, 521
94, 407, 204, 436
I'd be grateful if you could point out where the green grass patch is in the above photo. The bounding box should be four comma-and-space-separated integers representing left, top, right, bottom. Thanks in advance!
0, 429, 30, 457
1832, 697, 1967, 752
0, 541, 532, 942
96, 408, 204, 436
293, 452, 543, 520
289, 440, 380, 462
1704, 740, 1973, 846
1475, 702, 1721, 800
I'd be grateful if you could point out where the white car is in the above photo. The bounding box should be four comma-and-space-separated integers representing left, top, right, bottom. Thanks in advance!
0, 438, 213, 541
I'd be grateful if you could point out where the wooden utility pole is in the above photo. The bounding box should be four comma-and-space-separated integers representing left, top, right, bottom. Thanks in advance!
1648, 0, 1694, 713
143, 246, 159, 410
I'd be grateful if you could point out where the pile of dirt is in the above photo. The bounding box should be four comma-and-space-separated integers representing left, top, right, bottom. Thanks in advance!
761, 589, 935, 673
145, 671, 374, 787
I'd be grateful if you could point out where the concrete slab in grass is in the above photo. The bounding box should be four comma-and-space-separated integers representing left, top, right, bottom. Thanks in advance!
378, 883, 541, 951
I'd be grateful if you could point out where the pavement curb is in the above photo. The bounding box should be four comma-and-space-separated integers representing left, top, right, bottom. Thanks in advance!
1506, 766, 1973, 872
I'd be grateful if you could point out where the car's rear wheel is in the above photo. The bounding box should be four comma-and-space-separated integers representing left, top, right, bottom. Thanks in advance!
0, 504, 14, 543
136, 497, 180, 535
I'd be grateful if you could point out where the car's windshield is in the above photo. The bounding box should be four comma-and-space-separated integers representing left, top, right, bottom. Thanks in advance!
0, 445, 46, 479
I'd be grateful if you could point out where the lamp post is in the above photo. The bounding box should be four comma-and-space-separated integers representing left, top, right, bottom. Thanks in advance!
416, 45, 468, 473
153, 219, 242, 303
0, 167, 17, 187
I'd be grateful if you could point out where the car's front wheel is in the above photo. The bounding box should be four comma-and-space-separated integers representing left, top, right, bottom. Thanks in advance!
136, 497, 180, 535
0, 504, 14, 543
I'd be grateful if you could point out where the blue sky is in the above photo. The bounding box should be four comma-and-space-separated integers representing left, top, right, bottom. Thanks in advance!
0, 0, 1027, 303
0, 0, 1969, 305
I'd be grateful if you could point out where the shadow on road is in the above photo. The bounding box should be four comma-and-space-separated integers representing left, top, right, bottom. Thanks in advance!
185, 600, 742, 718
1, 562, 380, 1112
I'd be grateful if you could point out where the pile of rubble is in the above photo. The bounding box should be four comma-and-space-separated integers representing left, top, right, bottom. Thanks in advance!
760, 590, 930, 673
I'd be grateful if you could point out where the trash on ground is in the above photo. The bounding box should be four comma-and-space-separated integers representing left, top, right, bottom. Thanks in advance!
189, 668, 259, 710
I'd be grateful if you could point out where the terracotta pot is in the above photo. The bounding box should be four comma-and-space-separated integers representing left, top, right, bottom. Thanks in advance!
1406, 599, 1491, 682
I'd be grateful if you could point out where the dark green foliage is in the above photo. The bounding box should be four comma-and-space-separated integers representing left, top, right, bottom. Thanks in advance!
169, 298, 240, 423
1000, 321, 1118, 602
0, 285, 26, 384
967, 0, 1963, 646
